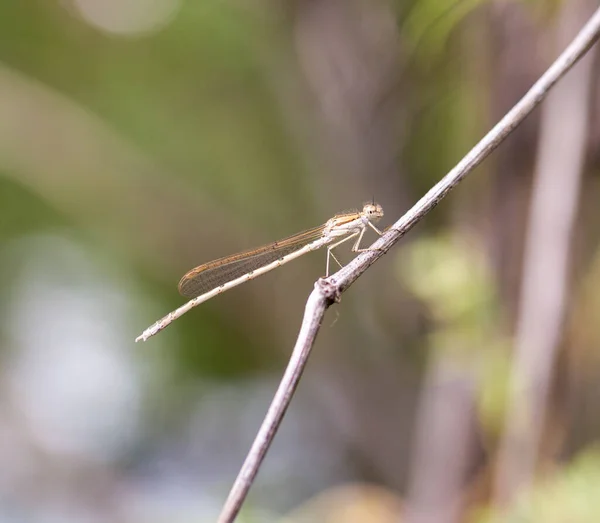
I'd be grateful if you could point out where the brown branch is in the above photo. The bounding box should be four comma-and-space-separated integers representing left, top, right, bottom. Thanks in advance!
217, 8, 600, 523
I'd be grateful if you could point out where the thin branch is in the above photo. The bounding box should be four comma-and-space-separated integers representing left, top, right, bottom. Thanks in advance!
217, 8, 600, 523
217, 280, 339, 523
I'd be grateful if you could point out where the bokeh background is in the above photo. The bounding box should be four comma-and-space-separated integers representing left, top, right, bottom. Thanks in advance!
1, 0, 600, 522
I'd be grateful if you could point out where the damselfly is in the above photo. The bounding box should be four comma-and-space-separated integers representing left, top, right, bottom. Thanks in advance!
136, 202, 384, 342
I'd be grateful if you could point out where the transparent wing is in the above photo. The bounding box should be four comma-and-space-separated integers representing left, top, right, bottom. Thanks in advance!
178, 223, 327, 298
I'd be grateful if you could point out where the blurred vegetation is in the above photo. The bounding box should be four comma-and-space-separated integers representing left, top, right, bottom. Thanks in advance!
480, 446, 600, 523
0, 0, 599, 522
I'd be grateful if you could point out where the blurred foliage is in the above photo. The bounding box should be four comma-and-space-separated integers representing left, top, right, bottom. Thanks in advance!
400, 234, 498, 329
0, 176, 70, 238
403, 0, 488, 64
0, 0, 599, 521
479, 446, 600, 523
398, 233, 512, 443
0, 0, 314, 378
280, 483, 403, 523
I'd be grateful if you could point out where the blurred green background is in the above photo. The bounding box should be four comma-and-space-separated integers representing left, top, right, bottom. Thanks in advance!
1, 0, 600, 522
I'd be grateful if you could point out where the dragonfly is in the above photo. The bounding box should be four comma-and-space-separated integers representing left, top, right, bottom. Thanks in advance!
136, 202, 384, 342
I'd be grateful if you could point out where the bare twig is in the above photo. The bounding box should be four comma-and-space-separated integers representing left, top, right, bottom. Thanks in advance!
217, 280, 339, 523
217, 8, 600, 523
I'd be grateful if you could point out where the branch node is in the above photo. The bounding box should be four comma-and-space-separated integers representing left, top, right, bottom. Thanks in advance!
316, 277, 341, 304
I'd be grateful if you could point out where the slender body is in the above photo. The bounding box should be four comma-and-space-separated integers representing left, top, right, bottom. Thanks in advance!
135, 203, 384, 342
